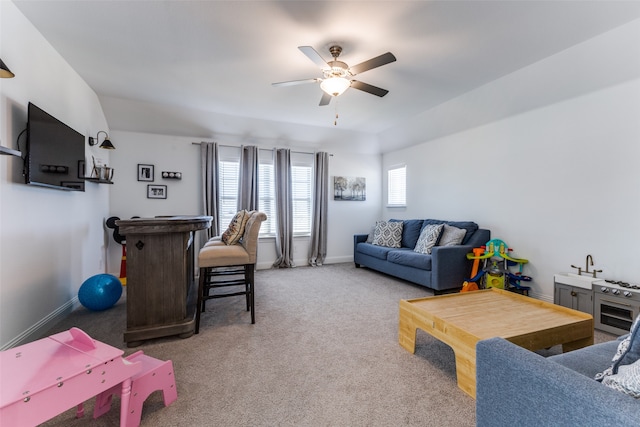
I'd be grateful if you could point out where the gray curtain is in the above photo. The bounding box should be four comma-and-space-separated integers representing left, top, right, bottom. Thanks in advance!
238, 145, 259, 211
309, 152, 329, 266
200, 142, 220, 240
272, 148, 294, 268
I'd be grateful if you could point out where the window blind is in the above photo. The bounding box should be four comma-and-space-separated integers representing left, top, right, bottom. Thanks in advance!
388, 165, 406, 207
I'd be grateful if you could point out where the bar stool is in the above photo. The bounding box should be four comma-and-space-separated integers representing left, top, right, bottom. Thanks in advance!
195, 211, 266, 333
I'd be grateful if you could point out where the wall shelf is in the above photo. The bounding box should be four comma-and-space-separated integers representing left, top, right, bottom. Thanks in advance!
0, 146, 22, 157
84, 178, 114, 184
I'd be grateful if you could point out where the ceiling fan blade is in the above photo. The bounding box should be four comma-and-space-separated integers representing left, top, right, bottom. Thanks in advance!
319, 92, 332, 106
298, 46, 328, 68
350, 80, 389, 97
272, 78, 321, 87
349, 52, 396, 75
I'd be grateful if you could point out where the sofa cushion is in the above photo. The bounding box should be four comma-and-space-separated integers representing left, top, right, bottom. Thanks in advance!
437, 224, 467, 247
414, 223, 444, 254
387, 249, 433, 270
550, 339, 620, 379
372, 221, 403, 248
356, 242, 395, 260
389, 219, 423, 249
422, 220, 479, 245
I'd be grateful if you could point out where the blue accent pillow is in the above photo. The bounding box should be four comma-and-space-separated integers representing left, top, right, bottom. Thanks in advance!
390, 219, 423, 249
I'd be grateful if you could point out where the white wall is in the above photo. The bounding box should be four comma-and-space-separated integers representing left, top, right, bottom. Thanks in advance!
382, 19, 640, 302
0, 1, 110, 348
7, 2, 634, 350
106, 130, 381, 274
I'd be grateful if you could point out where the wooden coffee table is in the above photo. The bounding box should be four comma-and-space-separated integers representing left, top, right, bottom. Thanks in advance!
398, 288, 593, 398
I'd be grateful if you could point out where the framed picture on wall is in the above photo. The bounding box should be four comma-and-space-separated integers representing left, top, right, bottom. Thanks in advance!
147, 184, 167, 199
333, 176, 366, 201
138, 164, 154, 182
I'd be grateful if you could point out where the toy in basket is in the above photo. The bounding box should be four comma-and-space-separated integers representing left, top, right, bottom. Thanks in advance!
463, 239, 532, 295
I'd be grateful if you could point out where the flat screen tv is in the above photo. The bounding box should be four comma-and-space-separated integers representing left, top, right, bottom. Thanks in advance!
25, 102, 86, 191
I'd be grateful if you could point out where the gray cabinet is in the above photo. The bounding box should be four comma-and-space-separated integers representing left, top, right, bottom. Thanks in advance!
554, 282, 593, 315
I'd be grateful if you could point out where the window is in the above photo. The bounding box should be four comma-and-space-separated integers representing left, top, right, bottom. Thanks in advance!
218, 159, 239, 229
258, 152, 276, 236
217, 147, 313, 237
291, 164, 312, 235
258, 151, 313, 237
387, 165, 406, 207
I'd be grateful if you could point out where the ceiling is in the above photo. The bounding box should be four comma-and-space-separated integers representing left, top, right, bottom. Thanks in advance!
13, 1, 640, 151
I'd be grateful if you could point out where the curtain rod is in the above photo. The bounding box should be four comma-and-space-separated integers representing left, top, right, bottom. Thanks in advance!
190, 142, 332, 156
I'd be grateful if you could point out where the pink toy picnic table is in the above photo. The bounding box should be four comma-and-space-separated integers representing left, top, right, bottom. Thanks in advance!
0, 327, 141, 426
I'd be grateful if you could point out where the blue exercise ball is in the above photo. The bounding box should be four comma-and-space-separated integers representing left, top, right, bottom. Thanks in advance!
78, 274, 123, 311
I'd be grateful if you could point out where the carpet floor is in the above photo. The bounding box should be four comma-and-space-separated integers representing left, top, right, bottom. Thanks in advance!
38, 263, 615, 426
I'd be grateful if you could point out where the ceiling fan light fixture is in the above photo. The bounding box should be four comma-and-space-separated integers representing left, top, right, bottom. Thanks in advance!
320, 77, 351, 97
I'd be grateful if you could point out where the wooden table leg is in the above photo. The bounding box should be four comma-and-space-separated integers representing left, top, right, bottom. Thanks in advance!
453, 349, 477, 399
562, 334, 594, 353
398, 304, 417, 353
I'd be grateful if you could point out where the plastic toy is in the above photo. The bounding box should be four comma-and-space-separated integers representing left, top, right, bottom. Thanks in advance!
78, 274, 123, 311
465, 239, 532, 294
461, 247, 484, 292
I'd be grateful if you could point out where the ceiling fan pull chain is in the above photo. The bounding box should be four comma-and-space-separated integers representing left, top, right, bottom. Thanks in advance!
334, 100, 339, 126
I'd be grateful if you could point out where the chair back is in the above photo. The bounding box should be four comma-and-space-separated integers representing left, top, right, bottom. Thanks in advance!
240, 211, 267, 263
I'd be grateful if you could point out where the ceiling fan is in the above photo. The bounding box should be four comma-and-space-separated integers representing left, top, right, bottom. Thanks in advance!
272, 45, 396, 106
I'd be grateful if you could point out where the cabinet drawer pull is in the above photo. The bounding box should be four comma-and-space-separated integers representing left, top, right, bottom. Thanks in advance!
571, 291, 577, 297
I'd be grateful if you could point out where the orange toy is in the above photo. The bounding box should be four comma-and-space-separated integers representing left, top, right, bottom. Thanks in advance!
461, 247, 485, 292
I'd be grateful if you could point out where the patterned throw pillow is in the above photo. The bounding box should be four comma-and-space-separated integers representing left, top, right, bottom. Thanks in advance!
437, 224, 467, 247
596, 314, 640, 382
414, 224, 444, 254
221, 210, 250, 245
372, 221, 403, 248
602, 359, 640, 398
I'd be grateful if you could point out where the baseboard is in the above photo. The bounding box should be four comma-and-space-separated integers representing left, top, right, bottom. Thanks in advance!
255, 257, 352, 270
1, 297, 80, 350
529, 290, 553, 304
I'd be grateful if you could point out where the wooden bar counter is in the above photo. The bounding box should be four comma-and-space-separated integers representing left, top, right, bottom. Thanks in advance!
116, 215, 212, 346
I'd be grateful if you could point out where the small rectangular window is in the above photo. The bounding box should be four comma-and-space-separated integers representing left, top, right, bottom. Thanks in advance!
388, 165, 406, 207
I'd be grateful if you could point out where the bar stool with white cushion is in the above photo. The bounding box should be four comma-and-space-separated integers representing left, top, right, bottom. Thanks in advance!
195, 211, 266, 333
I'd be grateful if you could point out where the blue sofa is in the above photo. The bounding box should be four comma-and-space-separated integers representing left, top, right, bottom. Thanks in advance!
476, 337, 640, 426
353, 219, 490, 293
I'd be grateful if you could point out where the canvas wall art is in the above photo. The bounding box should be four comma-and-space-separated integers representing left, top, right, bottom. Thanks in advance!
334, 176, 366, 201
